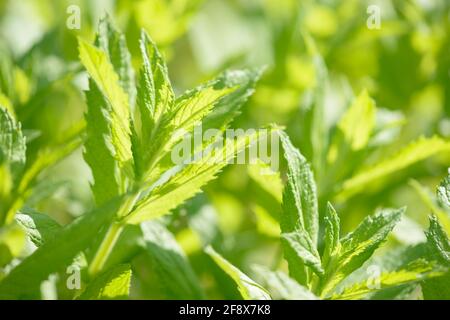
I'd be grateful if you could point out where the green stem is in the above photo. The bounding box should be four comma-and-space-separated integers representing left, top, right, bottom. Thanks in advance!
88, 190, 141, 277
88, 221, 124, 277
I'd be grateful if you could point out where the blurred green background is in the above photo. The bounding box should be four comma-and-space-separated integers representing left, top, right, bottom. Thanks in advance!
0, 0, 449, 299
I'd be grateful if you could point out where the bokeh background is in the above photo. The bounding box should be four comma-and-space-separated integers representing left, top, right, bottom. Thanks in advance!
0, 0, 449, 298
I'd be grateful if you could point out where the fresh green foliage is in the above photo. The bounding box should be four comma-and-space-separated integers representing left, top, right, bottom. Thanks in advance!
0, 198, 122, 299
78, 264, 132, 300
136, 221, 203, 299
1, 15, 266, 300
332, 259, 439, 300
252, 265, 318, 300
0, 2, 449, 301
338, 137, 450, 199
15, 209, 61, 247
0, 107, 26, 224
205, 246, 271, 300
426, 215, 450, 263
257, 132, 443, 300
437, 174, 450, 210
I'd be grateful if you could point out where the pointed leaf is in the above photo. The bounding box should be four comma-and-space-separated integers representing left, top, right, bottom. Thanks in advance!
339, 136, 450, 198
78, 264, 131, 300
78, 38, 133, 182
279, 130, 319, 283
15, 210, 61, 247
126, 130, 268, 224
281, 230, 323, 276
205, 246, 271, 300
332, 259, 442, 300
334, 90, 375, 152
0, 197, 122, 299
252, 265, 318, 300
137, 221, 203, 299
322, 202, 340, 266
96, 16, 136, 105
426, 215, 450, 264
83, 81, 121, 204
319, 208, 403, 297
0, 107, 26, 179
437, 172, 450, 210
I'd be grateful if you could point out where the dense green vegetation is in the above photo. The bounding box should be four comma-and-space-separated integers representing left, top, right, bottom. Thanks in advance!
0, 0, 449, 300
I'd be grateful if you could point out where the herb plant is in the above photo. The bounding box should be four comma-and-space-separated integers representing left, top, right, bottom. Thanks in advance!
0, 2, 449, 301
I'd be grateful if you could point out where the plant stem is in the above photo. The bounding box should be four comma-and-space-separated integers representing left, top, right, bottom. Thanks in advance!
88, 221, 124, 277
88, 190, 141, 277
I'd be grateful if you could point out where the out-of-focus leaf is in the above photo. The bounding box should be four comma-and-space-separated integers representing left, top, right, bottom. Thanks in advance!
205, 246, 271, 300
78, 264, 131, 300
304, 34, 328, 177
137, 221, 203, 299
15, 209, 61, 247
339, 136, 450, 198
0, 197, 122, 299
247, 159, 283, 203
331, 90, 375, 154
0, 222, 26, 267
326, 91, 375, 186
409, 179, 450, 233
4, 123, 83, 224
332, 259, 442, 300
252, 265, 318, 300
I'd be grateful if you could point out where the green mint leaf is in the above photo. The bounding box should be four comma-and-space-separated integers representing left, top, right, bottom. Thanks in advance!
78, 264, 132, 300
281, 230, 323, 276
319, 208, 403, 297
339, 136, 450, 199
332, 259, 442, 300
279, 130, 320, 283
83, 82, 122, 204
15, 209, 61, 247
78, 37, 134, 202
0, 106, 26, 181
126, 130, 267, 224
322, 202, 340, 266
136, 221, 203, 299
205, 246, 271, 300
426, 215, 450, 264
437, 172, 450, 210
96, 16, 136, 106
0, 197, 122, 298
252, 265, 318, 300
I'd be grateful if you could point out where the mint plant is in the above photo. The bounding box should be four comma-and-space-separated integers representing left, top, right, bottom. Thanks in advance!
208, 132, 445, 300
415, 172, 450, 299
273, 132, 443, 299
0, 106, 81, 274
0, 9, 449, 300
0, 17, 266, 299
78, 17, 266, 277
